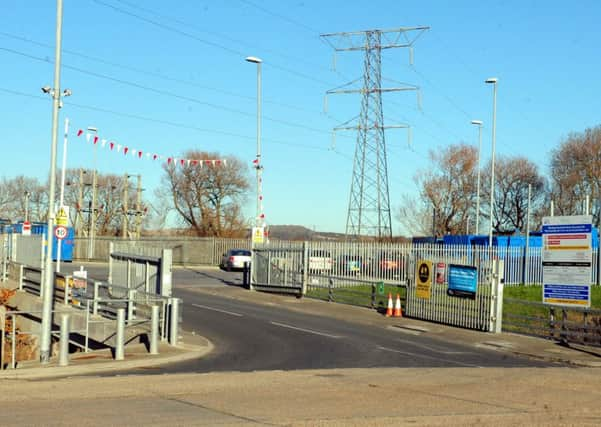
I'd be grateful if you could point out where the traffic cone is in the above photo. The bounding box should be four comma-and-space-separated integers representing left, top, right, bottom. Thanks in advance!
385, 293, 393, 317
393, 294, 403, 318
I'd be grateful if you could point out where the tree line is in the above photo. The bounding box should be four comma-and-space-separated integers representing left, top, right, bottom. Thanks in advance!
399, 124, 601, 236
0, 150, 250, 238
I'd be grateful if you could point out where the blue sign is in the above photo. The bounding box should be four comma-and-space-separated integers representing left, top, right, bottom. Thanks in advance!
543, 284, 590, 307
448, 264, 478, 299
541, 223, 592, 234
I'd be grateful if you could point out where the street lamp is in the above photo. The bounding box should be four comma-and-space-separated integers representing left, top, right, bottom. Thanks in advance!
87, 127, 98, 259
24, 191, 31, 222
245, 56, 263, 228
485, 77, 498, 247
471, 119, 483, 235
39, 0, 64, 364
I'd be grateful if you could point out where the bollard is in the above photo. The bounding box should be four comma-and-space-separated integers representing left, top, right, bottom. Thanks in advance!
150, 305, 159, 355
169, 298, 179, 346
115, 308, 125, 360
93, 282, 100, 315
59, 313, 70, 367
127, 289, 136, 321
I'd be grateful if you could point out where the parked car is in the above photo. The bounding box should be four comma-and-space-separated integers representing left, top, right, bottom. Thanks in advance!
220, 249, 252, 271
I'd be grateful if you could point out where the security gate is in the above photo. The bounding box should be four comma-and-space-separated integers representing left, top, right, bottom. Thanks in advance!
405, 248, 504, 333
251, 244, 305, 295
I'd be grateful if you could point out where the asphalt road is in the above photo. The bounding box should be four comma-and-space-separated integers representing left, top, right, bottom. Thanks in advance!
56, 263, 554, 374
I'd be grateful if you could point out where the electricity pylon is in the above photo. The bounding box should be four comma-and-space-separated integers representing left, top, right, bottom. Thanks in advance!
322, 26, 428, 239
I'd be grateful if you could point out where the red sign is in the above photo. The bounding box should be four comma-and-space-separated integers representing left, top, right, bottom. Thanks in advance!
436, 262, 446, 284
22, 221, 31, 236
54, 225, 68, 240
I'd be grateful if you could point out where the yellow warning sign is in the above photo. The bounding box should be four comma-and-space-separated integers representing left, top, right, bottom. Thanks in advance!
415, 260, 432, 299
56, 206, 68, 226
252, 226, 264, 244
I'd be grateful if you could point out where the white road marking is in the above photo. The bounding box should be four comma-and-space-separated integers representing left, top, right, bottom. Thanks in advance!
395, 338, 475, 355
270, 321, 343, 339
191, 303, 243, 317
377, 346, 482, 368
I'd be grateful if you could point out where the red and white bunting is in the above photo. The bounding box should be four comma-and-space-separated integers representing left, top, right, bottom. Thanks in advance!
75, 127, 227, 168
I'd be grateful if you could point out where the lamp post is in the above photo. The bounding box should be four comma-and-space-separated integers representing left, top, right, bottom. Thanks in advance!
39, 0, 64, 364
87, 127, 97, 259
245, 56, 263, 228
24, 191, 30, 222
485, 77, 498, 247
471, 119, 483, 235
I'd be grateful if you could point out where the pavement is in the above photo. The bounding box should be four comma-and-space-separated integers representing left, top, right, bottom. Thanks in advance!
1, 276, 600, 381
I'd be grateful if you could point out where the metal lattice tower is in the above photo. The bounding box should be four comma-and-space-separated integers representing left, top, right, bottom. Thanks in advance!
322, 27, 428, 239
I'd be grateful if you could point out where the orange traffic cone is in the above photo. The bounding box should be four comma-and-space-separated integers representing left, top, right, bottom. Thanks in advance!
385, 293, 393, 317
393, 294, 403, 318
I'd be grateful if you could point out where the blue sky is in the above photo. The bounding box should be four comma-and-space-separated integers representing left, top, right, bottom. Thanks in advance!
1, 0, 600, 234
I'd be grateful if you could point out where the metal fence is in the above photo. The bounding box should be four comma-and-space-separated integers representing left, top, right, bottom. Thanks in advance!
74, 236, 251, 265
11, 234, 44, 270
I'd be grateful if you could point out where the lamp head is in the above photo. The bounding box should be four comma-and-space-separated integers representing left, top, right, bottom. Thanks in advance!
41, 85, 52, 94
245, 56, 262, 64
63, 88, 72, 97
471, 120, 483, 126
485, 77, 498, 84
87, 126, 98, 133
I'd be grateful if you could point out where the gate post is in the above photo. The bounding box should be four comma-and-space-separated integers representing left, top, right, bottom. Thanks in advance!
160, 248, 173, 297
301, 241, 309, 296
489, 259, 505, 333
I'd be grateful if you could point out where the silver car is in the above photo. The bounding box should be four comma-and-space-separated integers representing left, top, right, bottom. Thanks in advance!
220, 249, 251, 271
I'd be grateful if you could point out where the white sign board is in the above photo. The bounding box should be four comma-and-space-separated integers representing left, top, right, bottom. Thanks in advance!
542, 215, 592, 308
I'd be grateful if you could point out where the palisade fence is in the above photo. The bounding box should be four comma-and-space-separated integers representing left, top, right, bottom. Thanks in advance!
73, 236, 601, 286
74, 236, 251, 266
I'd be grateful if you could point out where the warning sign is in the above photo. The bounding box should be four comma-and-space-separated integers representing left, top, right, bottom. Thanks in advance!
416, 260, 432, 299
252, 226, 264, 244
56, 206, 69, 227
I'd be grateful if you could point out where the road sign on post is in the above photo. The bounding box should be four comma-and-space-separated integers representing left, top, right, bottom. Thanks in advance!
56, 206, 69, 227
415, 260, 432, 299
54, 225, 68, 240
22, 221, 31, 236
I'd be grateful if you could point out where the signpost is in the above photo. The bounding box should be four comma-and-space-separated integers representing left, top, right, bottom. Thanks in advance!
54, 225, 68, 240
22, 221, 31, 236
252, 226, 265, 245
542, 215, 592, 308
415, 260, 432, 299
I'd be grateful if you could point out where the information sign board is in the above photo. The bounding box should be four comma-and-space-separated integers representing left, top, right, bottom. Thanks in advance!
448, 264, 478, 299
542, 215, 592, 308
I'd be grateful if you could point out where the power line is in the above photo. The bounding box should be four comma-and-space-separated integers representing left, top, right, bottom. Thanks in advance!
0, 45, 353, 139
0, 30, 337, 119
237, 0, 320, 34
92, 0, 335, 87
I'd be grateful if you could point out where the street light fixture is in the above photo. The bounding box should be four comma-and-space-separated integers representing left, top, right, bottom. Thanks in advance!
40, 0, 64, 364
245, 55, 263, 228
471, 119, 483, 235
485, 77, 498, 247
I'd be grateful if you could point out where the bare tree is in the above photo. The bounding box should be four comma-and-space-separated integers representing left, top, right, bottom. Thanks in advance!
411, 144, 478, 236
549, 125, 601, 226
161, 151, 250, 237
480, 156, 547, 233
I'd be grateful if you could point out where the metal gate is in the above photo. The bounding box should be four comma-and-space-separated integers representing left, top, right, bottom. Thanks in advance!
405, 247, 504, 333
251, 244, 305, 294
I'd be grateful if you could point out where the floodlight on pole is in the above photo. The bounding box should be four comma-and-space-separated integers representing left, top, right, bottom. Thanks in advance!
245, 55, 263, 227
485, 77, 498, 247
471, 119, 483, 235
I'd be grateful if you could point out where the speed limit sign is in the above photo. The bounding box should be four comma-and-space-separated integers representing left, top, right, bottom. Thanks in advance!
54, 225, 68, 240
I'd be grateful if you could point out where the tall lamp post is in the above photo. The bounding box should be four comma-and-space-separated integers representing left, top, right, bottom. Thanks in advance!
471, 119, 483, 235
245, 56, 263, 228
485, 77, 498, 247
39, 0, 64, 364
87, 126, 98, 259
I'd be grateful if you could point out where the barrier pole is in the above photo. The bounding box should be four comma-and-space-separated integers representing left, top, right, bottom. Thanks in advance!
59, 313, 70, 366
115, 308, 125, 360
169, 298, 179, 346
150, 305, 159, 355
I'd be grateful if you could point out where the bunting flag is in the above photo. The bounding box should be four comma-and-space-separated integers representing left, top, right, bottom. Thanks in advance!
75, 126, 227, 168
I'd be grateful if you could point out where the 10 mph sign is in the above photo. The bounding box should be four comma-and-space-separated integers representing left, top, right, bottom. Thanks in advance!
54, 225, 68, 240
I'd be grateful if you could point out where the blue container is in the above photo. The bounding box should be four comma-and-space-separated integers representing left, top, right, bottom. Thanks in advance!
15, 222, 74, 262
